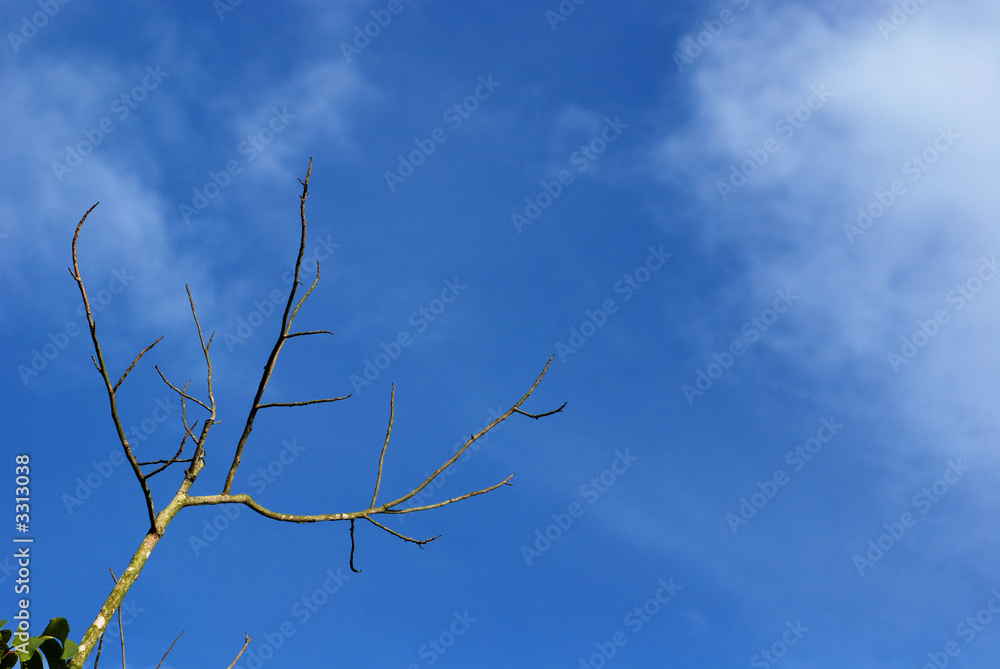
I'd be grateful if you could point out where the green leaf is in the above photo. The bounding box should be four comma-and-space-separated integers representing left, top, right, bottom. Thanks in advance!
37, 638, 67, 669
61, 639, 78, 661
39, 620, 70, 646
0, 651, 17, 669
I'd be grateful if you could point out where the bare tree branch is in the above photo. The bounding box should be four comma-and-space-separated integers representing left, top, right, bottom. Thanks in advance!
223, 158, 323, 495
109, 568, 125, 669
381, 474, 515, 514
258, 395, 351, 409
349, 519, 361, 573
65, 161, 564, 669
155, 366, 212, 413
154, 631, 184, 669
514, 402, 568, 419
71, 203, 157, 531
381, 356, 562, 511
285, 329, 335, 338
365, 516, 439, 547
371, 385, 394, 508
113, 337, 163, 393
225, 635, 253, 669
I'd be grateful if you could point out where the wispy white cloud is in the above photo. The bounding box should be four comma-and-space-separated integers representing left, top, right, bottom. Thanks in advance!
651, 1, 1000, 457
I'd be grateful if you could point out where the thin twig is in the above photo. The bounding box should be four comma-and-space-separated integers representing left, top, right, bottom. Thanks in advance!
364, 516, 440, 547
223, 158, 316, 495
109, 568, 125, 669
514, 402, 567, 419
258, 395, 351, 409
155, 366, 212, 413
285, 329, 335, 338
113, 337, 164, 393
381, 356, 561, 511
154, 631, 184, 669
370, 385, 394, 507
349, 519, 361, 573
71, 203, 158, 532
225, 635, 253, 669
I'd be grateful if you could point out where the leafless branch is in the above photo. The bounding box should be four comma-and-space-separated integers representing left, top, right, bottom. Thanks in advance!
514, 402, 567, 419
371, 385, 394, 507
285, 329, 335, 338
113, 337, 163, 393
349, 519, 360, 573
381, 474, 515, 514
225, 635, 253, 669
223, 158, 324, 495
155, 365, 212, 413
381, 356, 561, 511
71, 203, 157, 531
154, 631, 184, 669
258, 395, 351, 409
365, 516, 439, 547
109, 568, 125, 669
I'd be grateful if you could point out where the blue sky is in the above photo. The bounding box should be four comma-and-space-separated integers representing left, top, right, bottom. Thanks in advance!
3, 0, 1000, 667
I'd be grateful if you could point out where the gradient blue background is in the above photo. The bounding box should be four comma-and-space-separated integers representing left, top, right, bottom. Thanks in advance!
3, 1, 1000, 667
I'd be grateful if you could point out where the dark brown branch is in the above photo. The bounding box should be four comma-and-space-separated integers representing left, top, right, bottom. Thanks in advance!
71, 204, 157, 532
139, 457, 195, 466
514, 402, 567, 419
349, 519, 361, 573
258, 395, 351, 409
364, 516, 439, 547
154, 631, 184, 669
371, 385, 394, 507
223, 158, 316, 495
285, 329, 335, 338
113, 337, 163, 393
